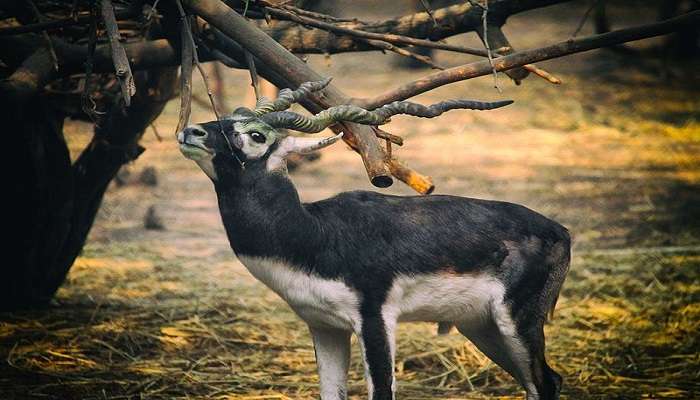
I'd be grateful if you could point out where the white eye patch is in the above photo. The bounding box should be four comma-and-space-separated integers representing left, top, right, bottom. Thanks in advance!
234, 122, 274, 160
238, 133, 271, 159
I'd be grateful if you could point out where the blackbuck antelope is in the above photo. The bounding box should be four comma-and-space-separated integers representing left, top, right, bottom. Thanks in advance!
177, 79, 570, 400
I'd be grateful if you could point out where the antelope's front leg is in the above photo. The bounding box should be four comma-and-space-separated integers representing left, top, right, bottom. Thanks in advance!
310, 326, 351, 400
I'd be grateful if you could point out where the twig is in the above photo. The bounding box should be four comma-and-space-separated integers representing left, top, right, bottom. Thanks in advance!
146, 0, 162, 21
244, 50, 261, 99
150, 123, 163, 141
100, 0, 136, 106
363, 38, 444, 70
279, 4, 357, 23
572, 0, 601, 38
27, 0, 59, 71
175, 0, 194, 133
176, 2, 223, 121
477, 1, 501, 92
418, 0, 439, 27
194, 49, 223, 121
358, 10, 700, 109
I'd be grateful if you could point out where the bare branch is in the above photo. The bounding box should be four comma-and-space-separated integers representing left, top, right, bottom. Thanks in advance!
359, 10, 700, 109
184, 0, 393, 188
100, 0, 136, 106
263, 6, 488, 58
264, 4, 555, 83
254, 0, 570, 55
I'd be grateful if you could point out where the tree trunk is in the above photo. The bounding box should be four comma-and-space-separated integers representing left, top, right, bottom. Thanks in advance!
2, 67, 177, 310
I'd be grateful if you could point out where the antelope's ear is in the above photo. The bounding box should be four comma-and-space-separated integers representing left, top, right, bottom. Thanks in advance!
267, 133, 343, 172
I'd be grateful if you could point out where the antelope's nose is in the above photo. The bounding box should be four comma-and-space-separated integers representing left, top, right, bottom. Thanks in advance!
178, 126, 208, 143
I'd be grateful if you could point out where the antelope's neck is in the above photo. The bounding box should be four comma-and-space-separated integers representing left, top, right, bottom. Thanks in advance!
214, 173, 319, 259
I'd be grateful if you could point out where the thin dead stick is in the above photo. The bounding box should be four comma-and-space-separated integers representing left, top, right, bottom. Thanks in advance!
264, 5, 557, 84
241, 3, 262, 100
279, 4, 358, 23
27, 0, 59, 71
150, 123, 163, 141
358, 10, 700, 109
177, 6, 223, 120
178, 0, 240, 165
101, 0, 136, 106
363, 38, 444, 70
244, 50, 261, 99
175, 0, 194, 133
194, 49, 224, 121
479, 1, 501, 92
572, 0, 601, 38
418, 0, 439, 27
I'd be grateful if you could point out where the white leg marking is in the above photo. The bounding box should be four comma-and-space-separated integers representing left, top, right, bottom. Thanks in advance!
310, 326, 351, 400
491, 301, 539, 397
357, 339, 374, 400
382, 313, 398, 397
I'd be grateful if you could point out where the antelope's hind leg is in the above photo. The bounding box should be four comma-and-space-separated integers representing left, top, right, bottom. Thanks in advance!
456, 303, 561, 400
310, 326, 352, 400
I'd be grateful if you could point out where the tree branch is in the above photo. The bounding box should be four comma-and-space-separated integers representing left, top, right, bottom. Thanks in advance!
359, 10, 700, 109
175, 2, 194, 134
183, 0, 393, 188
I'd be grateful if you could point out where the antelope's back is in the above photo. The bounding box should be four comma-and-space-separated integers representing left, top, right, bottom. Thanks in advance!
304, 191, 569, 278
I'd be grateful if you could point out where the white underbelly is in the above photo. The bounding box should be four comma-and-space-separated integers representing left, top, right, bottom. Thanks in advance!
237, 256, 504, 330
385, 274, 504, 325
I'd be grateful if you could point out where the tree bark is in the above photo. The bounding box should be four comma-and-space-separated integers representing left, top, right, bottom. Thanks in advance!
2, 66, 177, 310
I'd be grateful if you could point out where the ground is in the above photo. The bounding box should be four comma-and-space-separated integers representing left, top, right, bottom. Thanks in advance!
2, 2, 700, 399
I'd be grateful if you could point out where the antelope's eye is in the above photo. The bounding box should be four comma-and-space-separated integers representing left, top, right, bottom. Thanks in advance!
249, 132, 266, 144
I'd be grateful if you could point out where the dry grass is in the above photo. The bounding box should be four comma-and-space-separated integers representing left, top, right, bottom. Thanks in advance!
2, 2, 700, 399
